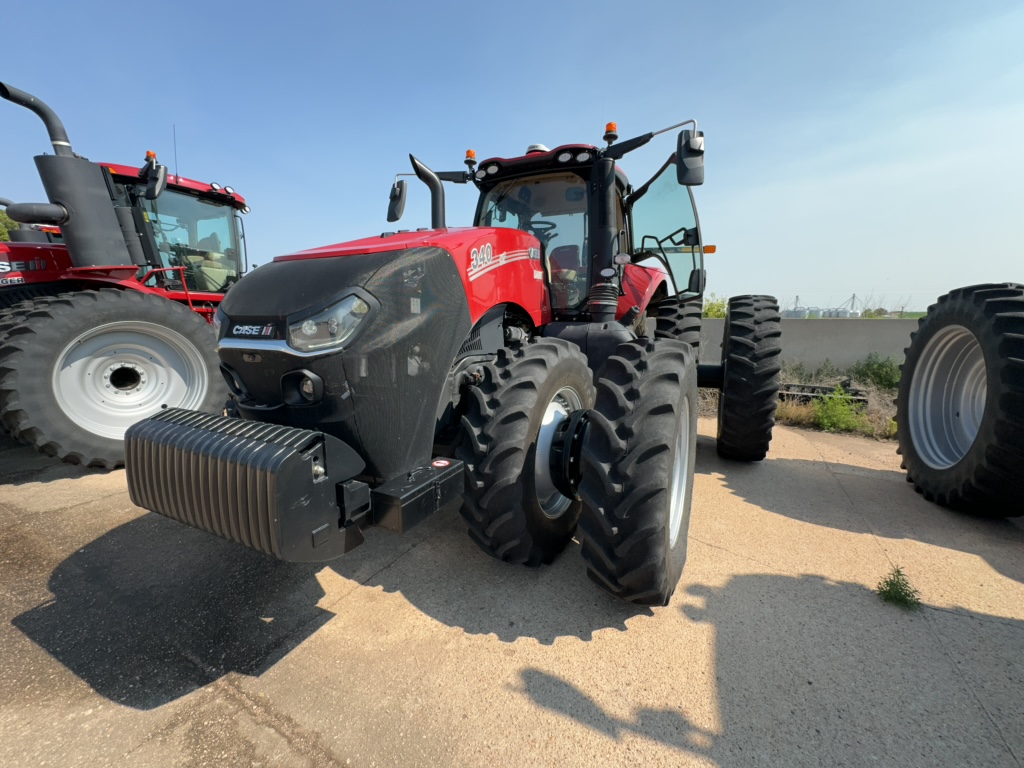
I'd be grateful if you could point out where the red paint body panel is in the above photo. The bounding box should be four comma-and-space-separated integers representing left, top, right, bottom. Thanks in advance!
276, 227, 552, 328
0, 240, 224, 321
619, 263, 668, 317
100, 163, 248, 207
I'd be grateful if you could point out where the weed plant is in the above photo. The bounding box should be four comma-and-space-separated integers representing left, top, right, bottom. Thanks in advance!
849, 353, 901, 390
814, 386, 870, 433
876, 566, 922, 609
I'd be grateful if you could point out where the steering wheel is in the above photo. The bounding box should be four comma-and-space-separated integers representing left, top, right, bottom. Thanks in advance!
528, 220, 557, 235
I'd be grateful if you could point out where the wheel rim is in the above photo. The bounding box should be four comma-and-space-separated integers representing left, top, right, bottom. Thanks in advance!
534, 385, 584, 519
53, 321, 210, 441
668, 396, 691, 548
908, 325, 986, 469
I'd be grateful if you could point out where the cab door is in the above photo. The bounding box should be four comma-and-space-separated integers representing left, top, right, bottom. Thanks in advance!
627, 155, 705, 297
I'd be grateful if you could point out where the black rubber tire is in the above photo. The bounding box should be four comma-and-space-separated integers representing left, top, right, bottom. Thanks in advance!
0, 300, 43, 434
895, 283, 1024, 516
578, 338, 698, 606
716, 295, 782, 461
456, 338, 596, 565
0, 289, 227, 469
0, 299, 43, 344
651, 294, 703, 353
0, 283, 64, 311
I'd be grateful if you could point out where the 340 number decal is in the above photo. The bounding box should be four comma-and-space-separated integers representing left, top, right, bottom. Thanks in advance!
469, 243, 494, 272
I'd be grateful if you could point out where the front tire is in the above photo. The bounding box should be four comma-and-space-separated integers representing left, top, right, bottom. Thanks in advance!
456, 338, 596, 565
896, 283, 1024, 516
578, 338, 698, 606
0, 289, 227, 469
717, 295, 782, 461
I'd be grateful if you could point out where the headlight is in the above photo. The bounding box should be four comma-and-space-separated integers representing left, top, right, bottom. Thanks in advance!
213, 306, 226, 336
287, 295, 371, 353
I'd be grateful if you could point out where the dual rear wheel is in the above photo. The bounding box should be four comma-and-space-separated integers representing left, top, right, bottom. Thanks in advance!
457, 336, 698, 605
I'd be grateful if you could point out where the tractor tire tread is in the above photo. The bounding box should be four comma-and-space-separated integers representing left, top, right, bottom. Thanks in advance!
578, 338, 697, 606
716, 295, 782, 461
896, 282, 1024, 516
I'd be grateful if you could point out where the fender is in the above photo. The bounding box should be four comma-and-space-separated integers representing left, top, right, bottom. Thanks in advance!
619, 262, 669, 318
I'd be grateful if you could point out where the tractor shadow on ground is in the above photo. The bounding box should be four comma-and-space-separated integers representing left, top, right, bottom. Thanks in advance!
328, 506, 654, 645
0, 429, 96, 484
693, 433, 1024, 586
9, 514, 332, 710
519, 573, 1024, 765
9, 508, 652, 710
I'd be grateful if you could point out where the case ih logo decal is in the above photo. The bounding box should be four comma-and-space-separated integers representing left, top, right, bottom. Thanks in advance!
0, 258, 47, 273
467, 244, 537, 282
231, 324, 276, 337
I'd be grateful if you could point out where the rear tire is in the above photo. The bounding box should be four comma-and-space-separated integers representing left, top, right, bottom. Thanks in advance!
0, 289, 226, 469
896, 283, 1024, 516
717, 295, 782, 461
456, 338, 596, 565
578, 338, 698, 606
0, 283, 64, 311
651, 294, 702, 353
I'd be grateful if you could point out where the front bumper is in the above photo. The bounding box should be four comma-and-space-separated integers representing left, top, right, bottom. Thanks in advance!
125, 409, 463, 562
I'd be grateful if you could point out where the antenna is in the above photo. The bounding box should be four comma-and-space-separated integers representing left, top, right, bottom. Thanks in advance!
173, 124, 179, 183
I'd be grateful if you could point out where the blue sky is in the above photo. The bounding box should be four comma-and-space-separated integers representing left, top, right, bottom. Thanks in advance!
3, 0, 1021, 311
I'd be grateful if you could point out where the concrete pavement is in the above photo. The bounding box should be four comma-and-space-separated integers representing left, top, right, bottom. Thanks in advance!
1, 422, 1021, 767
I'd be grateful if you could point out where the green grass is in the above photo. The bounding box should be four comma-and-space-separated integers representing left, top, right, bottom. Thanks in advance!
703, 292, 727, 318
848, 353, 901, 390
813, 386, 872, 435
876, 566, 922, 609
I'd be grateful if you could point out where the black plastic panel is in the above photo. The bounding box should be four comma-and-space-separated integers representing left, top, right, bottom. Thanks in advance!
35, 154, 133, 268
219, 247, 472, 482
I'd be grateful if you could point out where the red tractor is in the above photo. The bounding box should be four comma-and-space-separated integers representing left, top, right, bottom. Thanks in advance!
125, 121, 781, 605
0, 82, 249, 468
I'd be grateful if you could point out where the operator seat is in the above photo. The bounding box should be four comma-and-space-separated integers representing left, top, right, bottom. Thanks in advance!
191, 233, 235, 291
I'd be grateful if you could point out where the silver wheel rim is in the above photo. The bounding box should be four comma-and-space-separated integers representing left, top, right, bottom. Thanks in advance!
908, 325, 986, 469
668, 396, 691, 548
53, 321, 210, 440
534, 385, 584, 520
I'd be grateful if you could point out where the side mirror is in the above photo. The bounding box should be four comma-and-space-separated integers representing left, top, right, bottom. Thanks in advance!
144, 164, 168, 200
387, 179, 407, 222
676, 129, 705, 186
686, 268, 706, 294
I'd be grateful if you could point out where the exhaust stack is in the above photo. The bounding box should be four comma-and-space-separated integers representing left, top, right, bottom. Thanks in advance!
0, 82, 74, 157
1, 82, 134, 268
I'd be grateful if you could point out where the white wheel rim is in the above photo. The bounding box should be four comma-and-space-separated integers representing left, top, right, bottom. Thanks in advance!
534, 385, 584, 519
669, 396, 691, 548
53, 321, 210, 440
908, 324, 986, 469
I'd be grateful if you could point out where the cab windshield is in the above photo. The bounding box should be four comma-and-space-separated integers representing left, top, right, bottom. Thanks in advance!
139, 189, 242, 292
477, 172, 590, 310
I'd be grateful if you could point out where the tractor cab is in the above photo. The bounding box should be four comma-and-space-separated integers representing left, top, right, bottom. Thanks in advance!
390, 120, 708, 321
102, 161, 250, 294
471, 141, 706, 318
